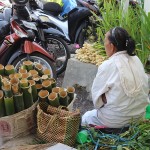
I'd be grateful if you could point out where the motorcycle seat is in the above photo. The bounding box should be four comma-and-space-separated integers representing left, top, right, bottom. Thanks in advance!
43, 2, 62, 16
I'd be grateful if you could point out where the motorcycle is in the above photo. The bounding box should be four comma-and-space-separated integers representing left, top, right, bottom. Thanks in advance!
0, 0, 56, 78
29, 0, 93, 47
0, 1, 70, 75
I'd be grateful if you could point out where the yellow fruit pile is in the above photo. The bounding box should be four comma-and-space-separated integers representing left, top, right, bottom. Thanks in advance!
75, 43, 107, 66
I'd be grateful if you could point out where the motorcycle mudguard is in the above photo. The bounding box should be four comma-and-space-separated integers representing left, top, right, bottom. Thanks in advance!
24, 41, 55, 61
43, 28, 68, 41
7, 40, 55, 64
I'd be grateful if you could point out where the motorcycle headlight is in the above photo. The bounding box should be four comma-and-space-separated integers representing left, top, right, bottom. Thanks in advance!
39, 15, 51, 23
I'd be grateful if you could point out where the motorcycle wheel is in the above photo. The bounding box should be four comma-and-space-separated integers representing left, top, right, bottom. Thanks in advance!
11, 52, 57, 79
45, 36, 70, 75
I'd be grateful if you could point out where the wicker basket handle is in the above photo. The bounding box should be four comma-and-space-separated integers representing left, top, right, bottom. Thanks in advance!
52, 106, 69, 115
38, 114, 57, 134
58, 106, 69, 111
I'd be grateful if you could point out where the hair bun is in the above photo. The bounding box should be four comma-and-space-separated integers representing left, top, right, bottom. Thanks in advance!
126, 36, 135, 56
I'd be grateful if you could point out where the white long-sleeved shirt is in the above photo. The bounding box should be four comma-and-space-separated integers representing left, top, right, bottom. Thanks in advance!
91, 51, 149, 128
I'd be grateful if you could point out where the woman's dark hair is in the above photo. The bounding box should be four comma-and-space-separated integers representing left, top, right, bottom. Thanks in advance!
108, 27, 135, 56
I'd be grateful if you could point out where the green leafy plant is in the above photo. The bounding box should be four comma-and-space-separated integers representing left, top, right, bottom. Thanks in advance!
94, 1, 150, 69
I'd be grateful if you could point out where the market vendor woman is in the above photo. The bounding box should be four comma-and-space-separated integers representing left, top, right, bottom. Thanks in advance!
82, 27, 150, 128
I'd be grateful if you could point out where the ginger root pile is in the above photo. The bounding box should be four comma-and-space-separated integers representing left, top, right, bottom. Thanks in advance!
75, 43, 107, 66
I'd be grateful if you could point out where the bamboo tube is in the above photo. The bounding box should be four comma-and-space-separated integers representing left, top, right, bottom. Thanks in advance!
13, 93, 25, 113
19, 68, 27, 74
29, 70, 38, 77
38, 90, 49, 102
33, 76, 41, 84
10, 78, 20, 94
12, 84, 20, 95
2, 82, 13, 98
20, 78, 29, 87
5, 65, 15, 76
41, 75, 49, 81
0, 90, 5, 117
42, 80, 52, 93
67, 87, 75, 104
23, 60, 33, 71
1, 77, 9, 87
49, 78, 56, 88
35, 84, 43, 93
14, 73, 22, 80
59, 91, 68, 106
4, 96, 15, 116
48, 92, 60, 107
34, 63, 43, 76
52, 87, 60, 94
21, 72, 32, 80
9, 74, 15, 79
21, 85, 33, 109
28, 80, 38, 102
59, 87, 64, 92
10, 77, 19, 85
43, 69, 51, 78
0, 64, 4, 76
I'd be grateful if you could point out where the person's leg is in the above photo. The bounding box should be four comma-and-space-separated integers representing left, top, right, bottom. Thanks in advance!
82, 109, 104, 126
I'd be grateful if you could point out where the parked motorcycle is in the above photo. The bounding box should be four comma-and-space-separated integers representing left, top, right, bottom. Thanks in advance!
0, 0, 56, 78
29, 0, 93, 47
0, 1, 70, 75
